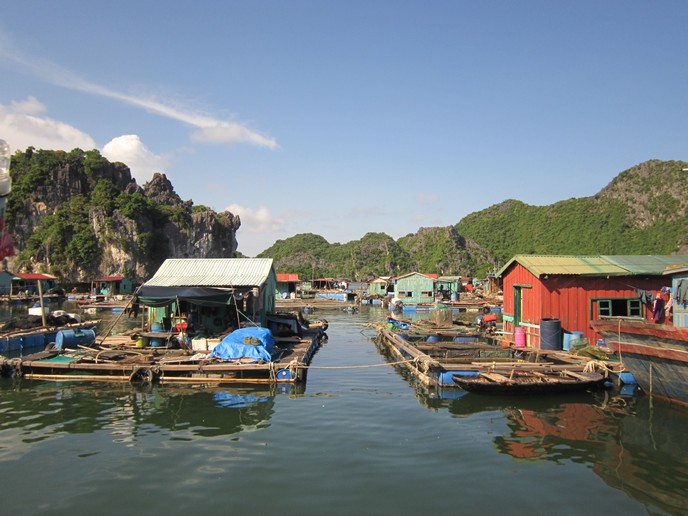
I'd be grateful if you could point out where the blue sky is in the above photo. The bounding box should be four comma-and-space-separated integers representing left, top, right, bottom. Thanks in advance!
1, 1, 686, 256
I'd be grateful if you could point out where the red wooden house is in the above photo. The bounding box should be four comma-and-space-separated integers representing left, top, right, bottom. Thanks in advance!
497, 255, 688, 349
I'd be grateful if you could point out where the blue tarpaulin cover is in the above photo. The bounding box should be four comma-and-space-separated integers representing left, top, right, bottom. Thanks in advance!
386, 317, 411, 330
210, 327, 275, 362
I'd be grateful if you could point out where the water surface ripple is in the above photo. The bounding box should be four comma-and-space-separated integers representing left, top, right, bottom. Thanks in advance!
1, 307, 687, 515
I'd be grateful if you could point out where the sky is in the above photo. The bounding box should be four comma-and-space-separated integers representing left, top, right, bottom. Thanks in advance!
0, 1, 687, 257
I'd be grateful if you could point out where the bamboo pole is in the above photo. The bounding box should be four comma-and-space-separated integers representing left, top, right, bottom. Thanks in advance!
97, 287, 141, 345
37, 279, 47, 327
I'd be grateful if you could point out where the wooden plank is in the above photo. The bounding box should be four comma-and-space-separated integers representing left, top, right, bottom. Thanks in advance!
481, 372, 510, 383
561, 370, 592, 381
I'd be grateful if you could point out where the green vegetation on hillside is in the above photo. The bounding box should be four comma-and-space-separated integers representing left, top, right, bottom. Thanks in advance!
260, 160, 688, 278
8, 149, 686, 281
7, 149, 176, 276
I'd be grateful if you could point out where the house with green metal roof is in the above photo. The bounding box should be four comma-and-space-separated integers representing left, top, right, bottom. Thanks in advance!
497, 254, 688, 349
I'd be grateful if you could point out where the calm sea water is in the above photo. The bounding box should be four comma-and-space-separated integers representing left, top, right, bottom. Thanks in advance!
1, 302, 687, 515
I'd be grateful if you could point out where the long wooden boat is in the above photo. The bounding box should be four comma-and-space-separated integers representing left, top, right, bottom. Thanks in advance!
591, 318, 688, 406
451, 369, 606, 394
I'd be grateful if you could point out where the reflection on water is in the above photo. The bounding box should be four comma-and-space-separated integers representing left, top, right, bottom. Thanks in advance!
0, 380, 298, 460
375, 325, 688, 515
441, 391, 688, 515
0, 306, 686, 514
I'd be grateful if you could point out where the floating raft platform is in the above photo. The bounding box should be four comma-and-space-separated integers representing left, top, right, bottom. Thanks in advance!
2, 325, 325, 386
0, 321, 99, 353
375, 326, 608, 389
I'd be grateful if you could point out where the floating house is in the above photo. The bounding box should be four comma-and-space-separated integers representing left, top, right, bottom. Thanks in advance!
1, 272, 58, 296
276, 273, 300, 298
91, 275, 133, 297
393, 272, 437, 305
138, 258, 277, 334
436, 276, 462, 299
667, 264, 688, 327
0, 270, 13, 295
497, 254, 688, 349
367, 277, 392, 297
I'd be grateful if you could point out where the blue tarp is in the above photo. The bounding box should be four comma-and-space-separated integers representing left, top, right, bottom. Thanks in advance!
386, 317, 411, 330
210, 327, 275, 362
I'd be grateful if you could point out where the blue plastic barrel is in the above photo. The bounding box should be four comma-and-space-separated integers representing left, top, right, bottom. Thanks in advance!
453, 335, 479, 343
439, 370, 479, 386
55, 329, 96, 350
276, 369, 294, 380
569, 331, 584, 345
427, 335, 440, 343
450, 292, 459, 302
618, 372, 638, 385
149, 338, 165, 347
562, 332, 572, 351
151, 322, 164, 332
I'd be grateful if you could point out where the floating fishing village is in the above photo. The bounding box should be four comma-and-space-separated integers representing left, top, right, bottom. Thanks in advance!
1, 151, 688, 514
1, 252, 687, 413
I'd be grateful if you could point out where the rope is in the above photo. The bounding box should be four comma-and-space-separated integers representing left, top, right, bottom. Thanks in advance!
616, 318, 623, 365
94, 348, 145, 364
289, 357, 420, 370
583, 360, 612, 377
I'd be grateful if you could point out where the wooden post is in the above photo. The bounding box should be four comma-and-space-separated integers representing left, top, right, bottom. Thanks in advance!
36, 279, 47, 327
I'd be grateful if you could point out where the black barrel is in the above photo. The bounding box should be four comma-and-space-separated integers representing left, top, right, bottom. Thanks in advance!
540, 318, 562, 350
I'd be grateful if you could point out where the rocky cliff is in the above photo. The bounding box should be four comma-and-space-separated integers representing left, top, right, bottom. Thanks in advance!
5, 148, 240, 283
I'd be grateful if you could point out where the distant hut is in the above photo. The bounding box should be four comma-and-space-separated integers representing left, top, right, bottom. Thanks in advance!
367, 277, 391, 297
392, 272, 437, 305
276, 273, 300, 298
10, 272, 58, 297
436, 276, 462, 300
91, 275, 133, 297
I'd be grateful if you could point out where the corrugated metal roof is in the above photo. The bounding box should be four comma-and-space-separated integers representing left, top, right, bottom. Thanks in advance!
497, 255, 626, 278
497, 254, 688, 278
664, 264, 688, 275
94, 275, 126, 282
276, 273, 299, 282
14, 273, 57, 280
601, 255, 688, 275
144, 258, 274, 287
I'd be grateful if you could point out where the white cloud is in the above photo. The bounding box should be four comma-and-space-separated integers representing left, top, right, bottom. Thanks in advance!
417, 192, 440, 204
10, 96, 45, 115
1, 45, 278, 149
102, 135, 168, 181
0, 97, 96, 152
226, 204, 285, 233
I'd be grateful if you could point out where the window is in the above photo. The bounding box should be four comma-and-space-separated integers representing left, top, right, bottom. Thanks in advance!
398, 291, 412, 298
421, 291, 433, 297
598, 298, 642, 318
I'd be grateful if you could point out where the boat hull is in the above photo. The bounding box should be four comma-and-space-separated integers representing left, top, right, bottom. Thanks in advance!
591, 319, 688, 406
452, 371, 605, 395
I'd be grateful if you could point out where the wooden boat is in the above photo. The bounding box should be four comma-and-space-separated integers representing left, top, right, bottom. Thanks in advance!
452, 369, 606, 394
591, 317, 688, 406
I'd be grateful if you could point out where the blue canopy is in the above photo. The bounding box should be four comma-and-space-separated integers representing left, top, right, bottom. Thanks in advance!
210, 327, 275, 362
